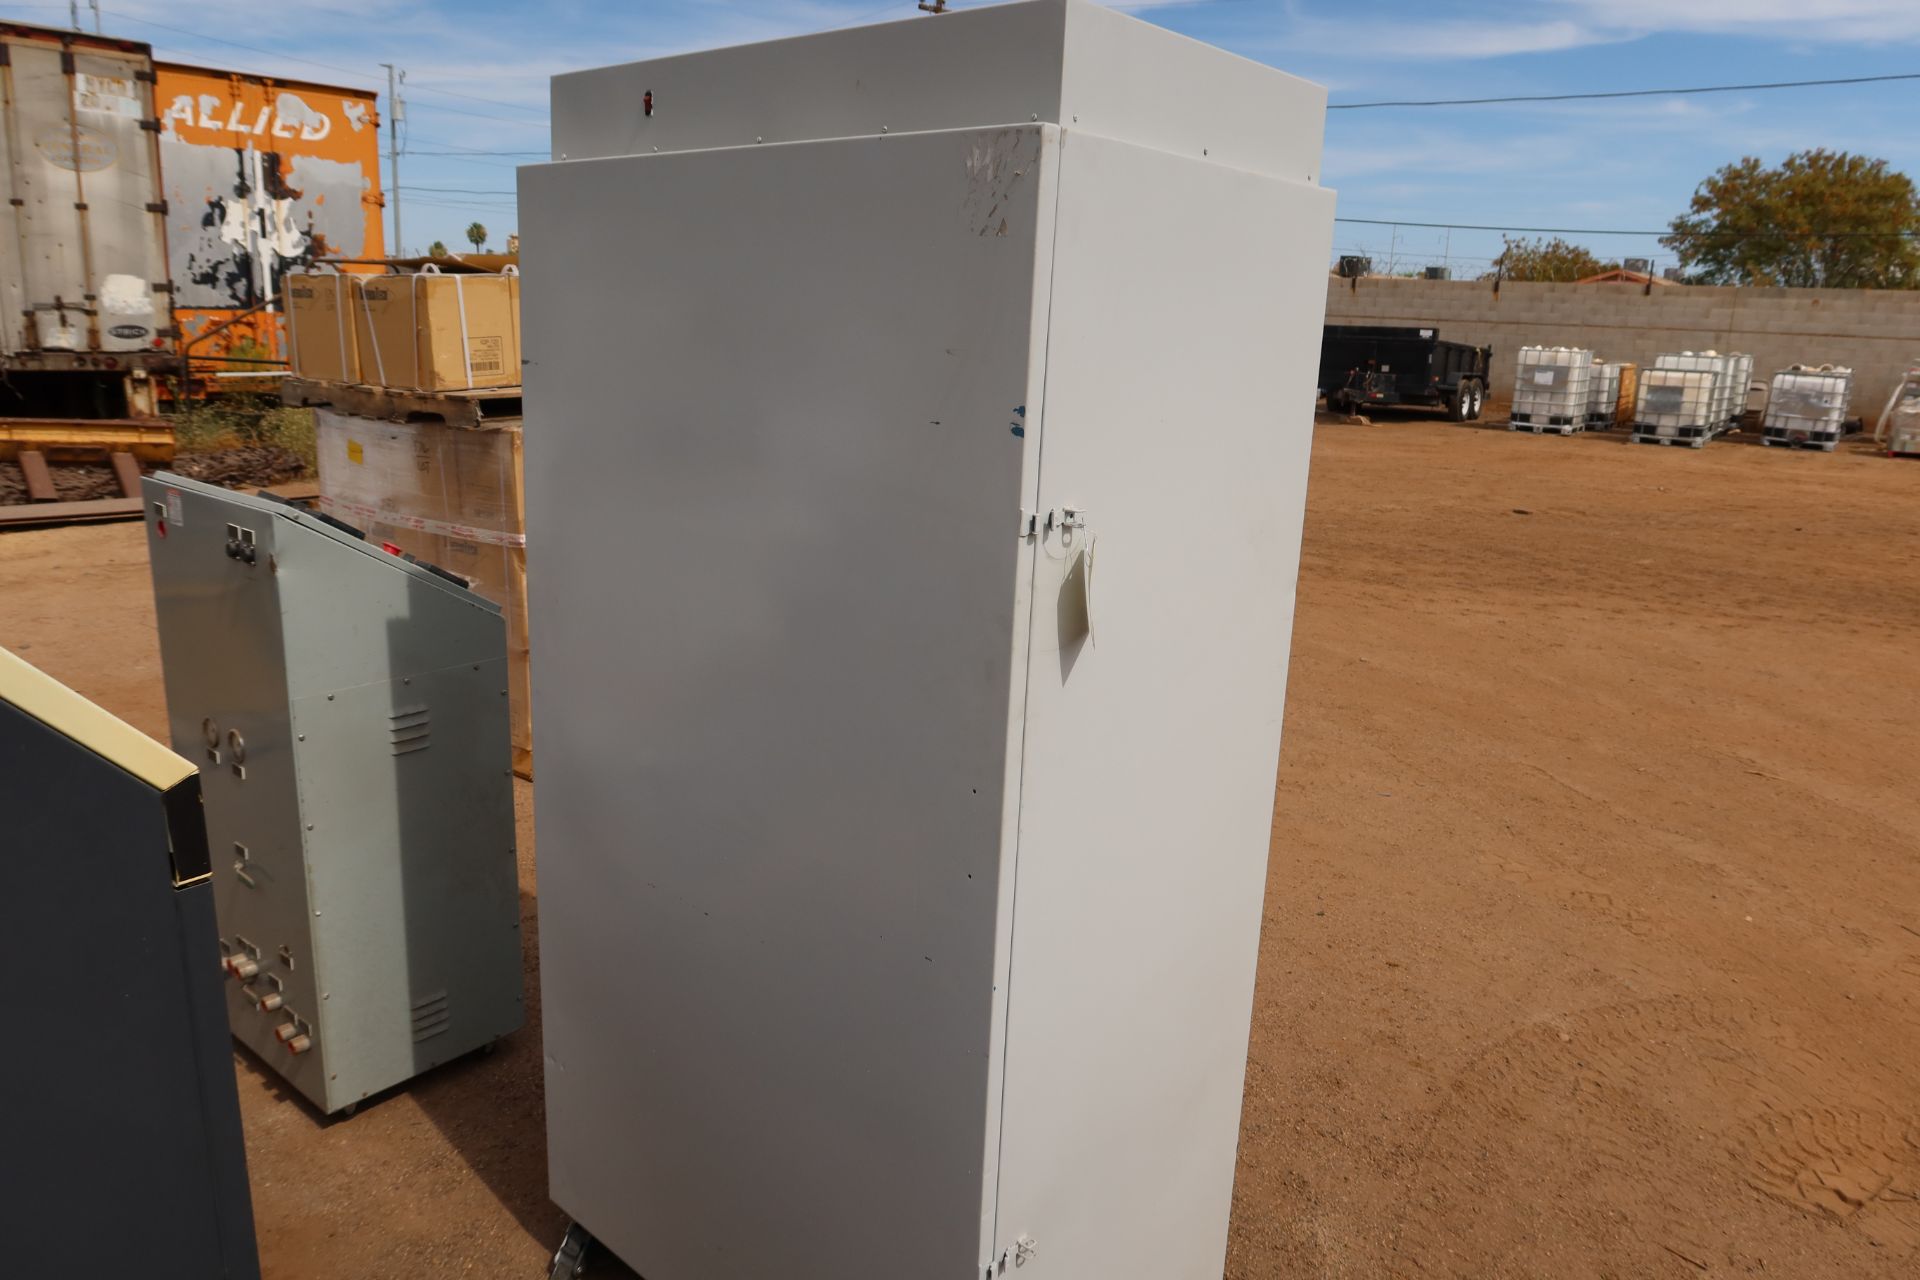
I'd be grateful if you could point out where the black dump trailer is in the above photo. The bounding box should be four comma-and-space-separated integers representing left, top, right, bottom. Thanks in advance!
1319, 325, 1492, 421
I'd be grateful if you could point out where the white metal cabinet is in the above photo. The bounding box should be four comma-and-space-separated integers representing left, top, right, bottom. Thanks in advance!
520, 3, 1333, 1276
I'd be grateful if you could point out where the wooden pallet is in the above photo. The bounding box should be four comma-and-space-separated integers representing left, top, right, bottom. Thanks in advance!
1631, 422, 1730, 449
282, 377, 523, 429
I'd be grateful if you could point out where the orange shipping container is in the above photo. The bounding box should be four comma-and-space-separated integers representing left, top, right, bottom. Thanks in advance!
155, 63, 384, 377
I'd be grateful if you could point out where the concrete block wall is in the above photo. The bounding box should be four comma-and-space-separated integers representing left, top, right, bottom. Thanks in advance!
1325, 277, 1920, 418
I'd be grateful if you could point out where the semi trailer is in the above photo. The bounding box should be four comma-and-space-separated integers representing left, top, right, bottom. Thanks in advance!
1, 21, 176, 421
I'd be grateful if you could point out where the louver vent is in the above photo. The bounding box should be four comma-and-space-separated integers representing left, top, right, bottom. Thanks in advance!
411, 990, 451, 1042
389, 705, 431, 756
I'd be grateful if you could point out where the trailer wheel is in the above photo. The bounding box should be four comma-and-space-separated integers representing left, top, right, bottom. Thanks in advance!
1467, 381, 1485, 420
1448, 386, 1472, 423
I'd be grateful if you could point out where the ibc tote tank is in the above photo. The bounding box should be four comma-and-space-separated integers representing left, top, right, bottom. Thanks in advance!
1510, 346, 1594, 431
1634, 367, 1720, 445
1587, 360, 1622, 428
1763, 365, 1853, 450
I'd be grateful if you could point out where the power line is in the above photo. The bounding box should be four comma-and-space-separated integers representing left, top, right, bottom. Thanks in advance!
1331, 71, 1920, 110
393, 79, 545, 116
1336, 217, 1920, 240
1340, 218, 1664, 236
402, 134, 529, 154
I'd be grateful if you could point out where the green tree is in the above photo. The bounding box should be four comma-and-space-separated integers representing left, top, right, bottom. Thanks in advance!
1662, 150, 1920, 289
428, 239, 449, 258
1480, 236, 1619, 283
466, 222, 488, 253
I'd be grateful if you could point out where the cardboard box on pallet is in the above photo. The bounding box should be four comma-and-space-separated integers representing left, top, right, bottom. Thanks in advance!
285, 274, 360, 383
351, 271, 521, 392
312, 407, 533, 777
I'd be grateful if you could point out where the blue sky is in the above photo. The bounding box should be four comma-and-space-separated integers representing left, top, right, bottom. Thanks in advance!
8, 0, 1920, 270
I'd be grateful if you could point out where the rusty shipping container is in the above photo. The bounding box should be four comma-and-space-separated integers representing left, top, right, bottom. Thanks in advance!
1, 21, 175, 418
156, 62, 383, 375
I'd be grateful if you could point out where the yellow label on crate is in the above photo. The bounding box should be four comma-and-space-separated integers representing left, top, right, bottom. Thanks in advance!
347, 439, 364, 464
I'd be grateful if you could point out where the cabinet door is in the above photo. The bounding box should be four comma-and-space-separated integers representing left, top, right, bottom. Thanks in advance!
991, 132, 1335, 1278
521, 124, 1058, 1280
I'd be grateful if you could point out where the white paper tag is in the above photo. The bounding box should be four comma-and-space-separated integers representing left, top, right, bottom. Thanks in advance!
166, 489, 184, 527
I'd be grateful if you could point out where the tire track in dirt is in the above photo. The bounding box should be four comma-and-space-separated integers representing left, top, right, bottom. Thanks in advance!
1385, 994, 1915, 1276
1742, 1107, 1920, 1254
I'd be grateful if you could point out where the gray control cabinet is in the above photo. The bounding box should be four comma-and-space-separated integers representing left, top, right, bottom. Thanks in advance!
143, 474, 523, 1114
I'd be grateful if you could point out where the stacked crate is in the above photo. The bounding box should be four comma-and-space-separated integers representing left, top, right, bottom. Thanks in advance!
1762, 365, 1853, 452
1586, 361, 1623, 430
1509, 347, 1594, 434
283, 264, 533, 777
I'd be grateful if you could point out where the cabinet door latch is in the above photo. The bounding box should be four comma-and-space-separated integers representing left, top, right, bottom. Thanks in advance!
1019, 507, 1087, 539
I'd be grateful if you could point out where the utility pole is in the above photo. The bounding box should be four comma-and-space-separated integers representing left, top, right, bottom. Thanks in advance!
383, 64, 405, 259
89, 0, 100, 32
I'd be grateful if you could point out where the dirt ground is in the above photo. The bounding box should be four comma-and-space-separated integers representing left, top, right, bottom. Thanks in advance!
3, 419, 1917, 1278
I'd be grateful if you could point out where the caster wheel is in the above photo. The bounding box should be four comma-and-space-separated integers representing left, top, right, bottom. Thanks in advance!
340, 1102, 358, 1118
549, 1222, 594, 1280
481, 1040, 500, 1057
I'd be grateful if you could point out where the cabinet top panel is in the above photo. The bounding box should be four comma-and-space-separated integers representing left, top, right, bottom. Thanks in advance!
547, 0, 1325, 184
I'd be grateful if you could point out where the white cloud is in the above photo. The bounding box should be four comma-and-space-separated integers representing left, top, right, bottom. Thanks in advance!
1240, 14, 1615, 61
1557, 0, 1920, 43
1250, 0, 1920, 64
